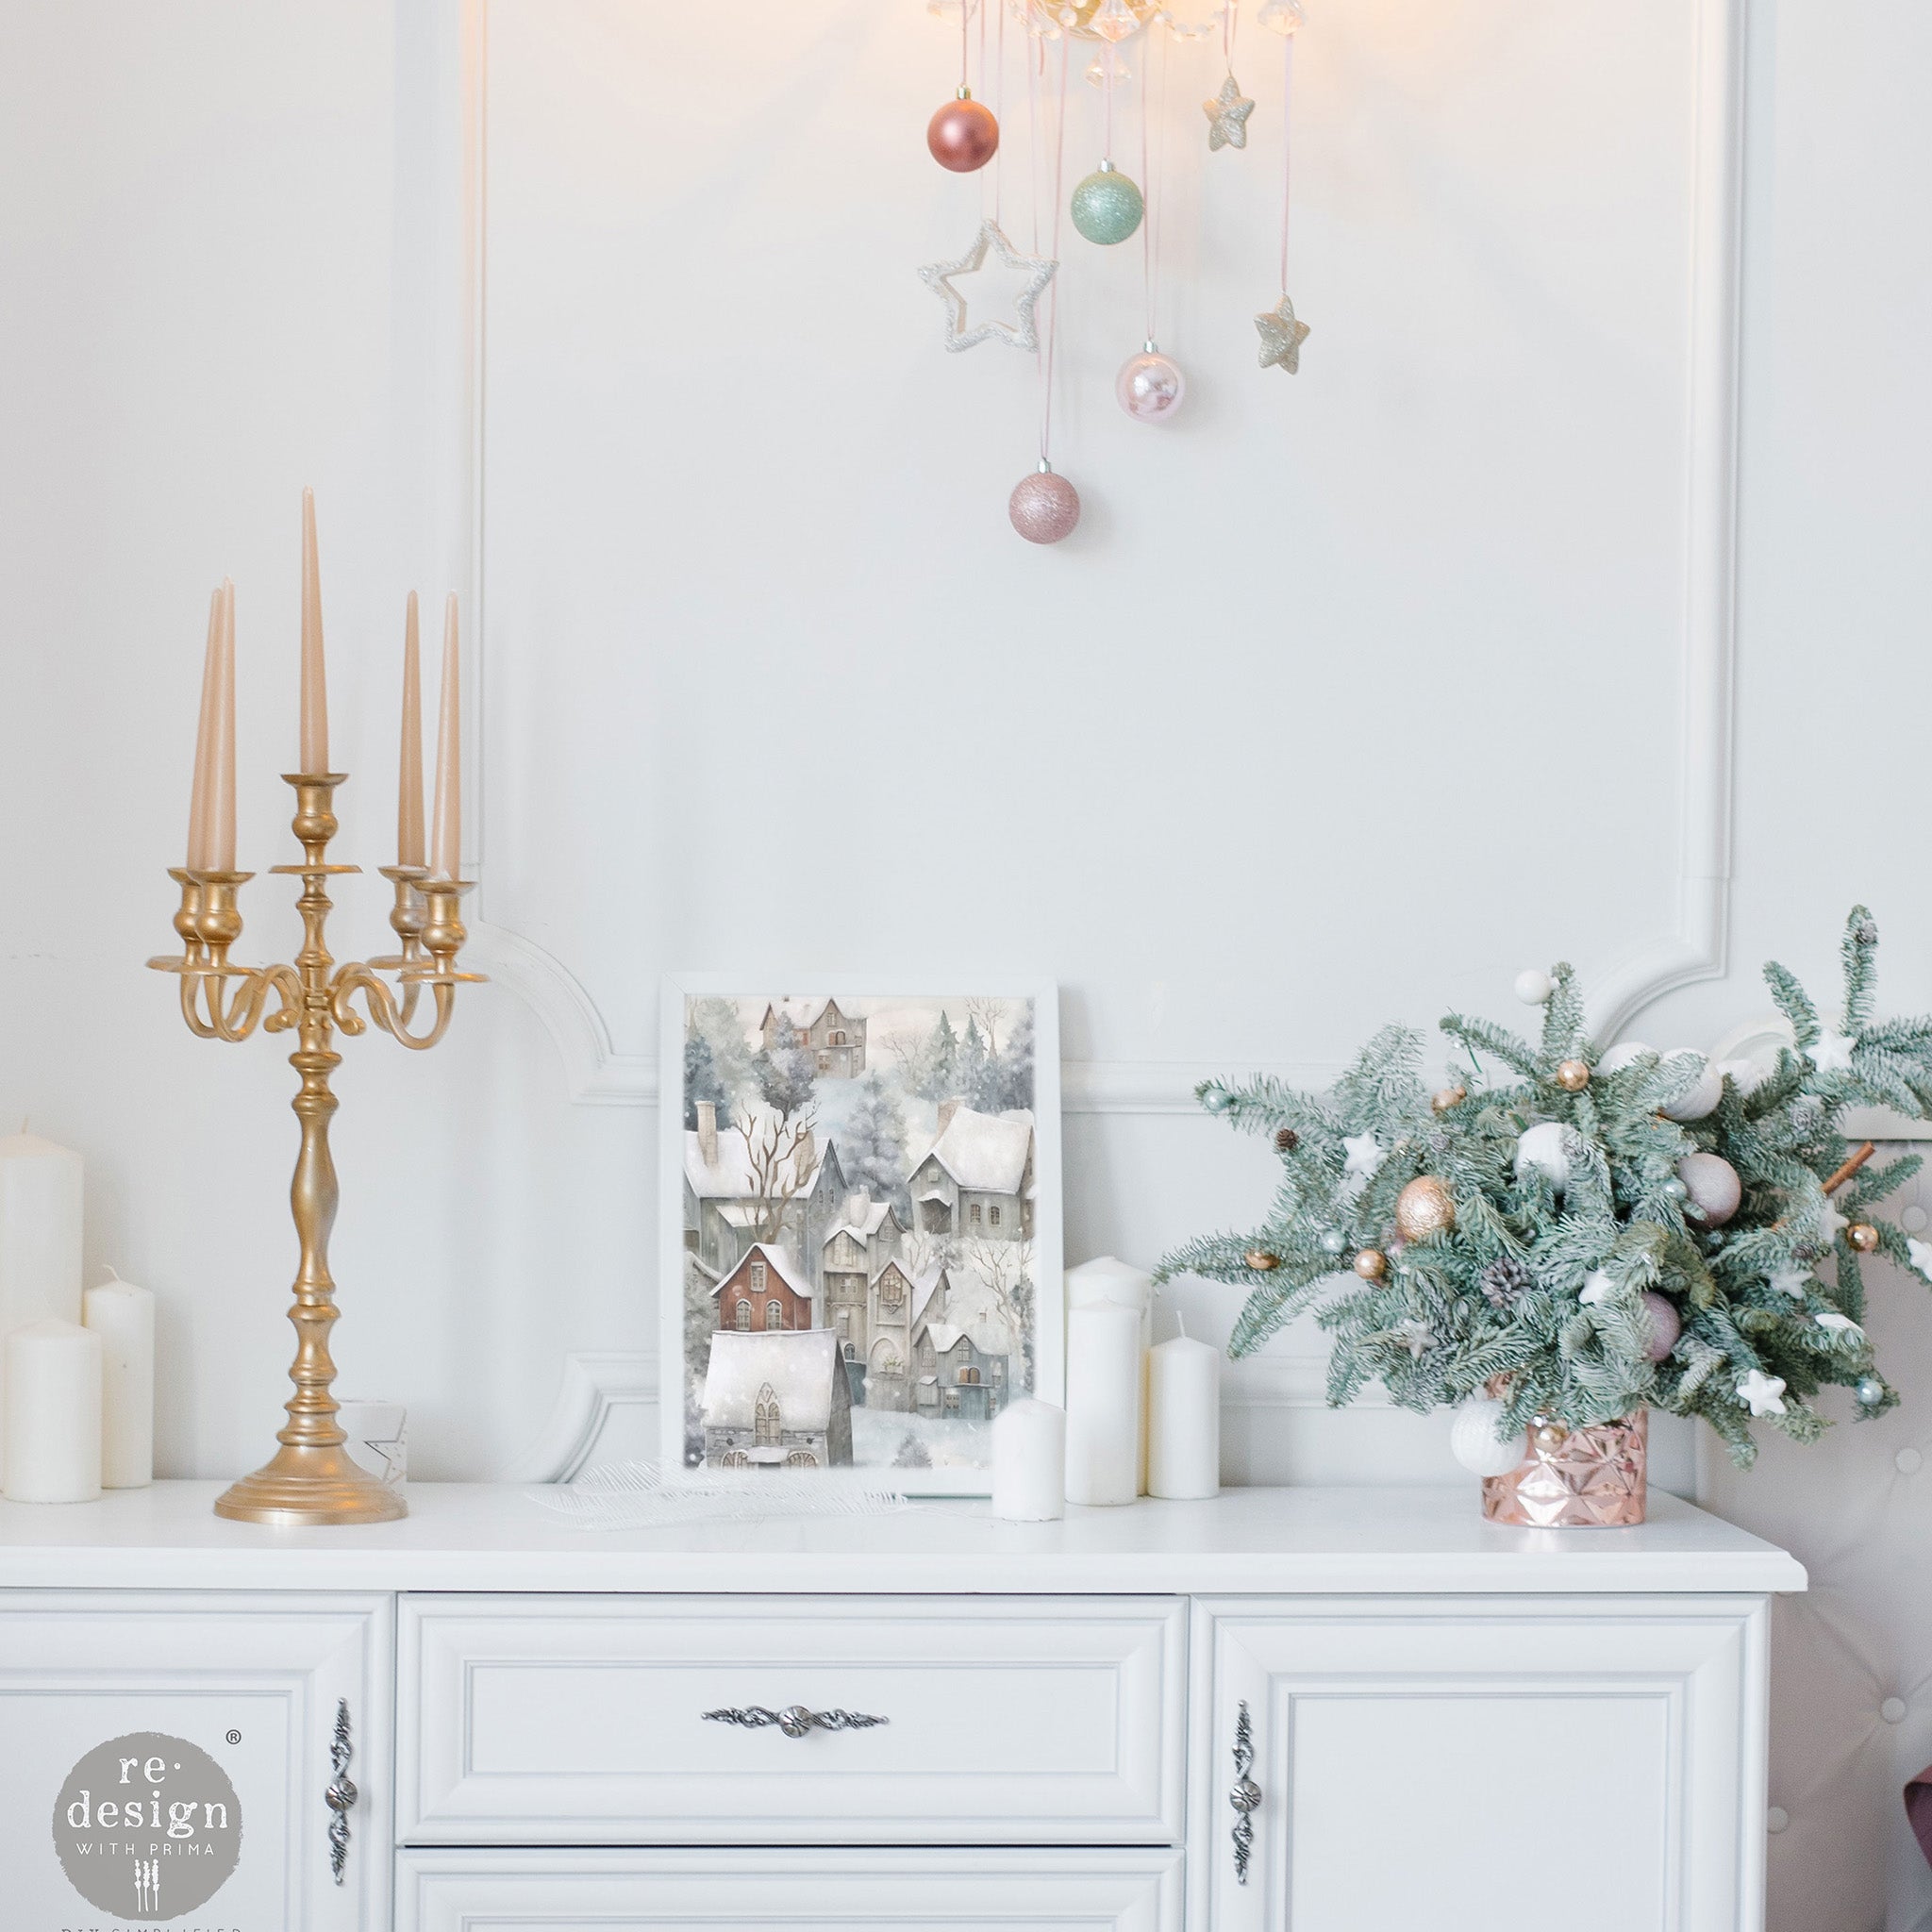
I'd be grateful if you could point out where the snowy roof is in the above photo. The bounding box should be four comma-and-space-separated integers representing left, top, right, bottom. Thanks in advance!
760, 998, 856, 1035
824, 1200, 893, 1246
874, 1256, 916, 1288
913, 1262, 1018, 1358
686, 1124, 829, 1202
711, 1242, 814, 1302
912, 1108, 1033, 1194
703, 1328, 848, 1430
911, 1265, 949, 1326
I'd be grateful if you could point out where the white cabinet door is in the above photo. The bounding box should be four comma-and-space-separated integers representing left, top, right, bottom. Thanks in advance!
0, 1591, 391, 1931
398, 1592, 1185, 1845
1191, 1594, 1769, 1932
395, 1848, 1184, 1930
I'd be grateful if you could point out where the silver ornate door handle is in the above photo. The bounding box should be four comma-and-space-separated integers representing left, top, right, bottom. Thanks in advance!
1230, 1699, 1259, 1885
703, 1704, 889, 1738
325, 1698, 358, 1885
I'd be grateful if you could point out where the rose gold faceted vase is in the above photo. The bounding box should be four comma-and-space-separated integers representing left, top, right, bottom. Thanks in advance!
1481, 1410, 1647, 1528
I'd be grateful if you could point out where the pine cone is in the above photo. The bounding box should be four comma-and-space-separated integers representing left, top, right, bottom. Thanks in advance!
1480, 1257, 1534, 1309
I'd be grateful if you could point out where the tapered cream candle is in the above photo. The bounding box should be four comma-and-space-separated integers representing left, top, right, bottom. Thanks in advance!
991, 1397, 1065, 1521
210, 578, 237, 872
1064, 1300, 1141, 1507
83, 1274, 154, 1490
4, 1319, 101, 1503
299, 487, 328, 774
429, 592, 460, 879
185, 588, 223, 869
397, 591, 425, 868
1147, 1324, 1220, 1500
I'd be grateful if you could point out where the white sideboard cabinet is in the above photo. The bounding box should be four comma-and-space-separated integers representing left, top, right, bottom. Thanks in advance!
0, 1482, 1802, 1932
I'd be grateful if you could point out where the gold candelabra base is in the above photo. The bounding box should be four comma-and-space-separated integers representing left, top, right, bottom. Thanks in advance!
216, 1442, 407, 1526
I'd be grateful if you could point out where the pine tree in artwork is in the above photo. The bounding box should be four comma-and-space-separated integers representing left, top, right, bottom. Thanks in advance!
1158, 909, 1932, 1466
842, 1073, 910, 1217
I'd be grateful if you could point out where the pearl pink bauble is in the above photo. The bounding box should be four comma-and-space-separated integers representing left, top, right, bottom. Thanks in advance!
1008, 469, 1081, 544
1675, 1150, 1741, 1226
927, 96, 1000, 173
1641, 1291, 1682, 1362
1116, 349, 1186, 423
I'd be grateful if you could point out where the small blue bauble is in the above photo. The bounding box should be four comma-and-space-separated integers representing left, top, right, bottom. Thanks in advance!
1071, 162, 1144, 245
1857, 1375, 1886, 1406
1662, 1177, 1690, 1202
1320, 1229, 1347, 1256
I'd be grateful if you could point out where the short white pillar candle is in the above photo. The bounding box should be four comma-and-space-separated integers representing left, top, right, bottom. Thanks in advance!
1066, 1257, 1154, 1494
991, 1397, 1065, 1521
83, 1275, 155, 1490
4, 1318, 103, 1503
1147, 1327, 1221, 1500
1064, 1300, 1142, 1507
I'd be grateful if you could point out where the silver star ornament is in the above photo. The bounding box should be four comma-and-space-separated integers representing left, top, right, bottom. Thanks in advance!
917, 219, 1058, 354
1256, 294, 1311, 374
1205, 75, 1257, 152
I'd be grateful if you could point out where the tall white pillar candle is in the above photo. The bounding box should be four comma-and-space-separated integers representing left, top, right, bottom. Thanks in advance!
0, 1131, 85, 1484
1147, 1330, 1221, 1500
4, 1319, 102, 1503
1066, 1257, 1153, 1493
83, 1277, 154, 1490
991, 1397, 1065, 1521
1064, 1300, 1142, 1506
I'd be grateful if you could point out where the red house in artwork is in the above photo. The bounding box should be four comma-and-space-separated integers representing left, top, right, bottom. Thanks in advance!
712, 1243, 815, 1335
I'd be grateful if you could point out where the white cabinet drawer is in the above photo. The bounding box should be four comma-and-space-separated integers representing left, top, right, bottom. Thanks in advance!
398, 1592, 1185, 1845
395, 1848, 1184, 1929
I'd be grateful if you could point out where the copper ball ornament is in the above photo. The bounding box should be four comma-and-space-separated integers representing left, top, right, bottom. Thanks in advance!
1353, 1248, 1388, 1281
1244, 1248, 1280, 1272
1848, 1222, 1880, 1253
1431, 1084, 1467, 1114
1556, 1059, 1591, 1092
1394, 1175, 1457, 1241
927, 92, 1000, 173
1008, 468, 1081, 544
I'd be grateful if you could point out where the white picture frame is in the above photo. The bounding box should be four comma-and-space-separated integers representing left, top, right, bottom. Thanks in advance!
658, 978, 1064, 1497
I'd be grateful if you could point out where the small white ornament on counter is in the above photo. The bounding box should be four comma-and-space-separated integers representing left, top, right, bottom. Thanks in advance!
1146, 1322, 1219, 1500
83, 1272, 154, 1490
4, 1318, 102, 1503
991, 1397, 1066, 1521
1064, 1299, 1142, 1507
1065, 1256, 1153, 1493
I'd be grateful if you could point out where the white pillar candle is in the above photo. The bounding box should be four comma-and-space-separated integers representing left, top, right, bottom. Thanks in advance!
83, 1276, 154, 1490
4, 1319, 102, 1503
1064, 1300, 1142, 1507
1147, 1329, 1221, 1500
0, 1131, 85, 1484
991, 1397, 1065, 1521
1066, 1257, 1153, 1493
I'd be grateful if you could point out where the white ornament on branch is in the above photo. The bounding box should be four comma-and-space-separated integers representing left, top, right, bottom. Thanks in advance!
1449, 1396, 1524, 1478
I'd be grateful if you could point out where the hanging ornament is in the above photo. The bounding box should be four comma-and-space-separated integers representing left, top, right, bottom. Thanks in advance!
1008, 464, 1081, 543
1243, 1248, 1281, 1272
1555, 1059, 1591, 1092
1450, 1396, 1526, 1478
1432, 1084, 1468, 1114
1115, 344, 1186, 422
1657, 1050, 1724, 1122
927, 88, 1001, 172
1514, 1122, 1570, 1191
1254, 294, 1309, 372
917, 220, 1058, 352
1256, 0, 1307, 31
1204, 75, 1256, 151
1847, 1223, 1880, 1253
1394, 1176, 1456, 1241
1353, 1248, 1388, 1282
1071, 158, 1143, 243
1676, 1151, 1741, 1226
1514, 968, 1555, 1006
1641, 1291, 1682, 1362
1086, 0, 1145, 42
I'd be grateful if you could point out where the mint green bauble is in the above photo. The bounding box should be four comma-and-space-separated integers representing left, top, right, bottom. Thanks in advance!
1070, 163, 1143, 245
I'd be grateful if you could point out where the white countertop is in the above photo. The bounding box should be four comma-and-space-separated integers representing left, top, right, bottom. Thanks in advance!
0, 1481, 1806, 1595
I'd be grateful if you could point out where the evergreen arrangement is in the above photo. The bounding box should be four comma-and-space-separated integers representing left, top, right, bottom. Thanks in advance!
1157, 909, 1932, 1465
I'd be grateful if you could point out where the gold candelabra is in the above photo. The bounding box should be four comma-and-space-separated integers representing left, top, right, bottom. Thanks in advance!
149, 774, 483, 1525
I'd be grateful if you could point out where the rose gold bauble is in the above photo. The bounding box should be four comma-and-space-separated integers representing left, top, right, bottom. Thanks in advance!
1556, 1059, 1591, 1092
1244, 1248, 1280, 1272
1008, 468, 1081, 543
1353, 1248, 1388, 1281
927, 94, 1000, 173
1115, 347, 1186, 422
1394, 1175, 1457, 1241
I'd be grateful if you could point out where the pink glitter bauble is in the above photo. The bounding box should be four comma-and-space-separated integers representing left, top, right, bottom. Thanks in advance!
1641, 1291, 1682, 1362
927, 97, 1000, 173
1116, 348, 1186, 423
1008, 469, 1081, 544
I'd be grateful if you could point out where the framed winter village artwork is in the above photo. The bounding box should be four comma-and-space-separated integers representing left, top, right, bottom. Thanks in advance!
658, 981, 1063, 1496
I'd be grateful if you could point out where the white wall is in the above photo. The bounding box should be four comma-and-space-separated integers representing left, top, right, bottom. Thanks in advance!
2, 4, 1930, 1918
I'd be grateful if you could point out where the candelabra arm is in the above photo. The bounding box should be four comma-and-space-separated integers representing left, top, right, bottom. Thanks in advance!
331, 964, 458, 1051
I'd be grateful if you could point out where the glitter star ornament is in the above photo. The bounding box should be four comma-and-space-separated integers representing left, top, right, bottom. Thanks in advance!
917, 220, 1058, 353
1255, 293, 1310, 373
1204, 75, 1256, 151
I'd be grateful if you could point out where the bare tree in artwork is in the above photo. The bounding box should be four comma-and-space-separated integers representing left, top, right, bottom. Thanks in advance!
965, 995, 1008, 1058
737, 1103, 820, 1246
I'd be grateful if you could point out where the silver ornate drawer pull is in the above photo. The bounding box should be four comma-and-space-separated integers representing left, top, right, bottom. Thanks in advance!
1230, 1699, 1259, 1885
325, 1697, 358, 1885
704, 1703, 889, 1738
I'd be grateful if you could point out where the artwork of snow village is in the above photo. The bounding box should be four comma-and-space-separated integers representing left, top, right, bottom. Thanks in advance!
679, 995, 1040, 1473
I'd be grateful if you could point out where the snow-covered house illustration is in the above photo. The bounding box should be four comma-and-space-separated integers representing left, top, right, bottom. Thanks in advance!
908, 1102, 1035, 1241
713, 1242, 815, 1333
862, 1256, 920, 1411
910, 1263, 1018, 1422
684, 1099, 845, 1291
759, 998, 867, 1079
820, 1190, 905, 1361
701, 1328, 853, 1469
